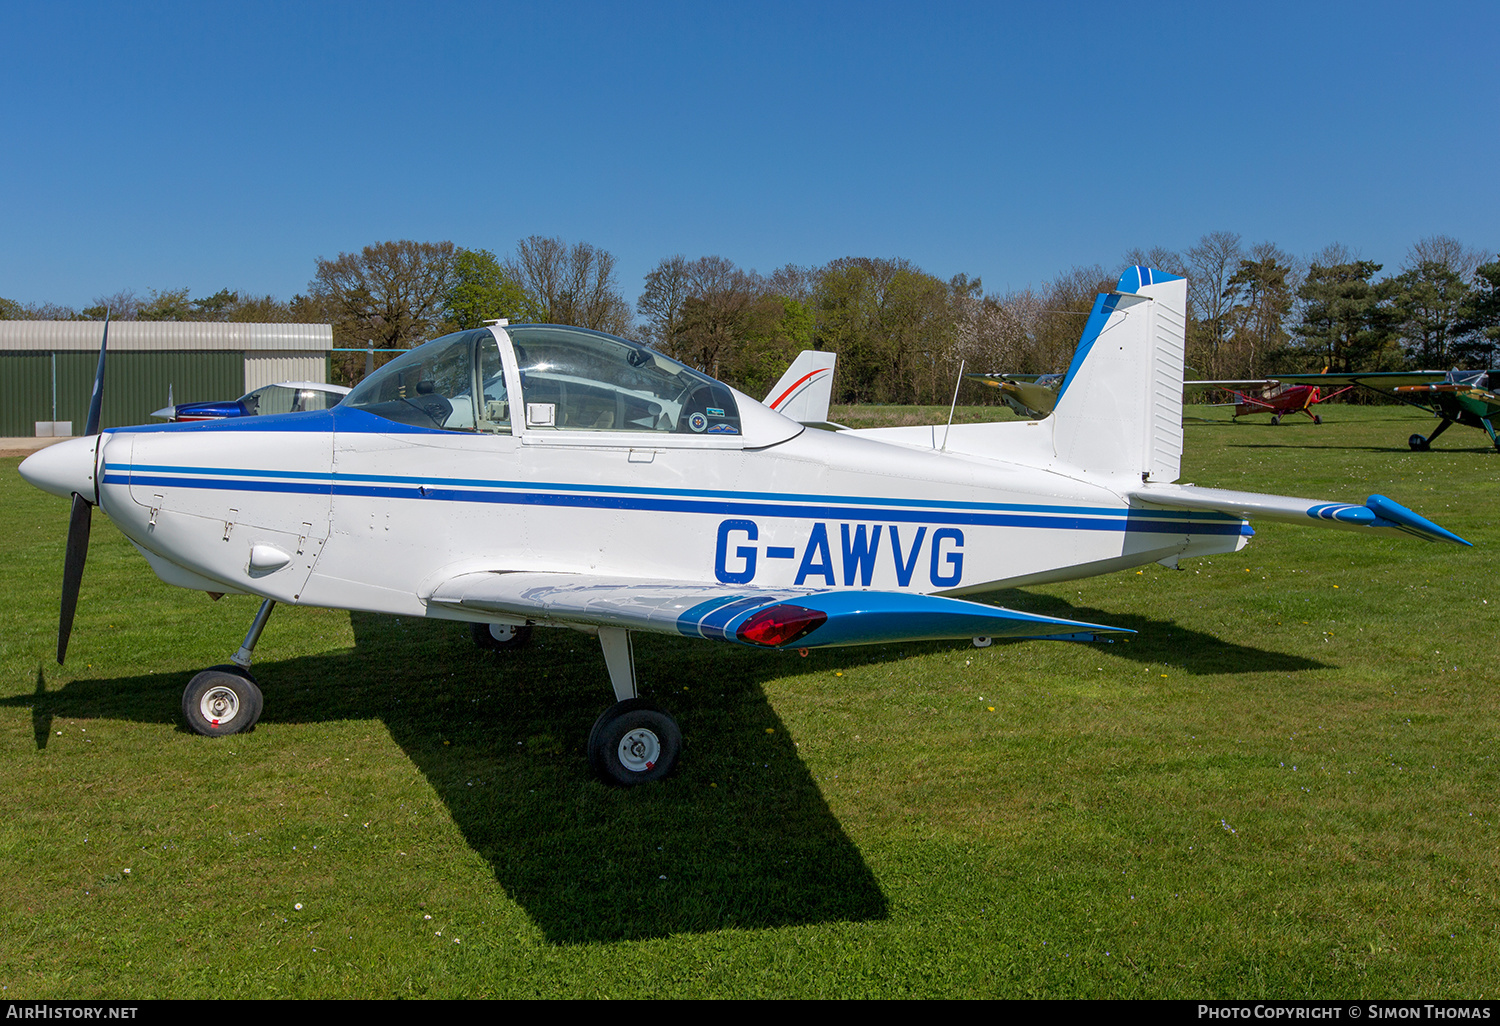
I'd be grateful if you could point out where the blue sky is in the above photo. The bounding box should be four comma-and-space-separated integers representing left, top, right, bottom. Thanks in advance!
3, 1, 1496, 311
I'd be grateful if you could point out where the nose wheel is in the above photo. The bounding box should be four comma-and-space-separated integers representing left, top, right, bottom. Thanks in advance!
182, 666, 263, 736
471, 621, 533, 651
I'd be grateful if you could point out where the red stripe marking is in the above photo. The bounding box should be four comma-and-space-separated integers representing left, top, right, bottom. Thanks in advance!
771, 369, 827, 410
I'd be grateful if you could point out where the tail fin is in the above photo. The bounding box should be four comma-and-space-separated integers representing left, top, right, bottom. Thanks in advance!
1049, 266, 1186, 483
763, 350, 837, 423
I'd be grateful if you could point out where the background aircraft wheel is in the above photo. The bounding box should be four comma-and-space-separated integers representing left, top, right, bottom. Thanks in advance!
1409, 434, 1430, 451
1271, 414, 1281, 425
182, 667, 263, 737
471, 621, 533, 652
587, 698, 682, 786
1313, 415, 1322, 425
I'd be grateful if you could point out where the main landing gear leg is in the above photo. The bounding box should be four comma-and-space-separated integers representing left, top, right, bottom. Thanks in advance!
1410, 418, 1454, 451
181, 598, 274, 737
587, 627, 681, 786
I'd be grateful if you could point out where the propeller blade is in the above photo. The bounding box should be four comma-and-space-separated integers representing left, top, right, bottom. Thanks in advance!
57, 313, 108, 663
58, 492, 93, 664
84, 312, 109, 437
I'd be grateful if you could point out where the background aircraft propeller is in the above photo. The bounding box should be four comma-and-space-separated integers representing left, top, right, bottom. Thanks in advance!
56, 314, 108, 664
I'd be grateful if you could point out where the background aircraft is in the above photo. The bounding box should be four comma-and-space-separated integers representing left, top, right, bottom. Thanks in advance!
1181, 377, 1359, 425
1265, 370, 1500, 450
153, 381, 350, 422
963, 372, 1064, 419
761, 350, 837, 426
19, 269, 1469, 786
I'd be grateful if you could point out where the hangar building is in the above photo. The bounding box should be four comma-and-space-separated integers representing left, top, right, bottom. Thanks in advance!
0, 321, 334, 435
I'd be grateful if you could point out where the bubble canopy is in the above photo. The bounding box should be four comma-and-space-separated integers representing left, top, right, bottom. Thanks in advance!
343, 324, 745, 439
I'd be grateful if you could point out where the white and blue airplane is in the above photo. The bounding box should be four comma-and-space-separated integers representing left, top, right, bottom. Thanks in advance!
19, 267, 1470, 785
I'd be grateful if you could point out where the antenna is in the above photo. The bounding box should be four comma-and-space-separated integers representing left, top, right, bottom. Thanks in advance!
941, 359, 965, 452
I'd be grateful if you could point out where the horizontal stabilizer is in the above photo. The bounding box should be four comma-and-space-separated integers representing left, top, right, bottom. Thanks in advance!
428, 571, 1132, 649
1129, 484, 1471, 546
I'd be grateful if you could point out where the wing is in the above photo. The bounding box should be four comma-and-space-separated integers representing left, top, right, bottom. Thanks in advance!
1128, 484, 1470, 545
428, 572, 1133, 648
1182, 379, 1276, 391
1271, 371, 1451, 392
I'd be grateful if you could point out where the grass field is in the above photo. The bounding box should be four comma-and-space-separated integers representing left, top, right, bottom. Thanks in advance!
1, 405, 1497, 998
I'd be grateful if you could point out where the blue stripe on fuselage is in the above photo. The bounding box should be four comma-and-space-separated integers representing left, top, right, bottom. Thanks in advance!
110, 469, 1245, 537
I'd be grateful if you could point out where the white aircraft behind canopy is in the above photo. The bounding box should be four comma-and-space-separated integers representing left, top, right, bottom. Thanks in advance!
20, 270, 1470, 785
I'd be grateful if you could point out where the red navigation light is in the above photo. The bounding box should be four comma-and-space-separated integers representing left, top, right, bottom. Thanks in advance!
736, 604, 828, 648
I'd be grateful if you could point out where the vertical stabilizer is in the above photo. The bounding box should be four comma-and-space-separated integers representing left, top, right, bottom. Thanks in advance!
1049, 267, 1186, 482
763, 350, 837, 423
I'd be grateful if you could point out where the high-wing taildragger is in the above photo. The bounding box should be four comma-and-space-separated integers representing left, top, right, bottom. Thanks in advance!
19, 267, 1471, 784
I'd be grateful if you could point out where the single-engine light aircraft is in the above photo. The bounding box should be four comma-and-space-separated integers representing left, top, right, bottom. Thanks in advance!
964, 372, 1065, 419
19, 268, 1471, 785
152, 381, 351, 422
1183, 377, 1358, 425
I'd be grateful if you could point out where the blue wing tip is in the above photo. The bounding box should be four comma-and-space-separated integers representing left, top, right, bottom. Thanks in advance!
1365, 494, 1472, 546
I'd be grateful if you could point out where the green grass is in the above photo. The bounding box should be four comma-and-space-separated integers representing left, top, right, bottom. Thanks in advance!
1, 405, 1497, 998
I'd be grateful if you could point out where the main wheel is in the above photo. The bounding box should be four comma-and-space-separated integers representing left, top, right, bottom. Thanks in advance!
183, 667, 263, 737
1271, 414, 1281, 425
1409, 434, 1430, 451
471, 621, 533, 652
587, 698, 682, 786
1312, 414, 1322, 425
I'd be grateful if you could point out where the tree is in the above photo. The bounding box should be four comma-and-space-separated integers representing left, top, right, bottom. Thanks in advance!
1388, 260, 1471, 367
442, 248, 528, 329
191, 288, 239, 321
136, 287, 195, 321
1454, 258, 1500, 368
1223, 245, 1297, 377
659, 255, 760, 375
1406, 235, 1485, 282
813, 257, 956, 404
310, 239, 457, 349
636, 254, 693, 350
505, 236, 631, 334
309, 240, 459, 385
1185, 231, 1243, 378
1033, 265, 1114, 374
82, 289, 143, 320
1290, 260, 1395, 372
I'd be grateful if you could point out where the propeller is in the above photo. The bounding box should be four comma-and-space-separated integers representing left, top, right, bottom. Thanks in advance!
56, 313, 109, 664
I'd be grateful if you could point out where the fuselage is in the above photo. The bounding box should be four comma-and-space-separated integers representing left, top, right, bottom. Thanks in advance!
27, 321, 1250, 625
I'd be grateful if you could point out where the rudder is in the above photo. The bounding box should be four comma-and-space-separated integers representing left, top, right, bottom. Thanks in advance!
1049, 266, 1186, 482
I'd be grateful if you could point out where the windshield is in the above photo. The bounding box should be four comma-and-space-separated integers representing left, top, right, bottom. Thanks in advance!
342, 328, 510, 432
508, 325, 739, 434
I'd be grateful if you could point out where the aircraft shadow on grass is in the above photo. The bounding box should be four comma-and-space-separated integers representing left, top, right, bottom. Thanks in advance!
8, 598, 1325, 943
13, 612, 890, 943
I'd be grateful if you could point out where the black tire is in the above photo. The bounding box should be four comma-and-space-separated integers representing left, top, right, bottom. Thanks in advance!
1409, 434, 1430, 451
183, 667, 263, 737
1312, 414, 1322, 425
471, 621, 533, 651
587, 698, 682, 786
1271, 414, 1281, 425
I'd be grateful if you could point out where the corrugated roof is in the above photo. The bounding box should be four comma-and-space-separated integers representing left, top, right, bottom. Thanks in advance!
0, 321, 333, 352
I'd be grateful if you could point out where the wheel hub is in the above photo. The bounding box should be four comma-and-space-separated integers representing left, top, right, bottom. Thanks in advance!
199, 686, 240, 724
617, 728, 661, 772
